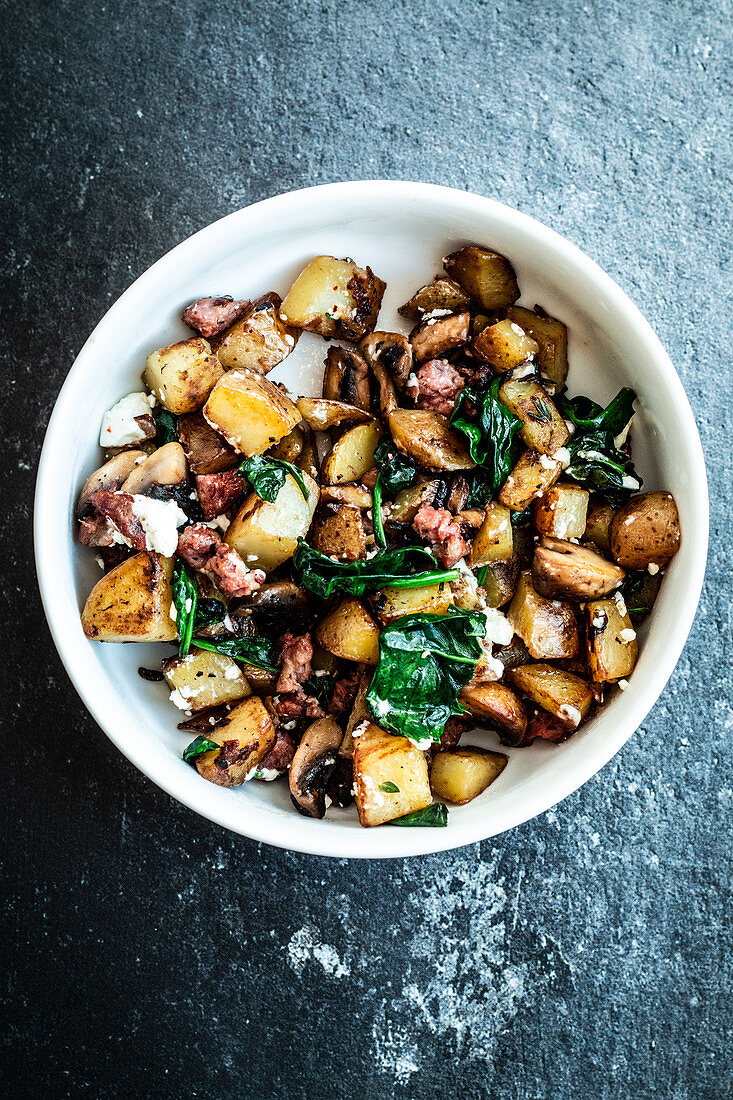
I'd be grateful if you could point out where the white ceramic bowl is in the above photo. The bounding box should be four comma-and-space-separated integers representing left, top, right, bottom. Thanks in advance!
34, 181, 708, 858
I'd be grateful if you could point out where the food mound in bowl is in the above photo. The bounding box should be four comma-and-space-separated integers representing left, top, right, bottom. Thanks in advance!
77, 247, 681, 828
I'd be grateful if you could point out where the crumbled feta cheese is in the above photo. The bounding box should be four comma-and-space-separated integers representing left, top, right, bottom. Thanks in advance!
169, 688, 190, 710
130, 495, 188, 556
324, 794, 333, 809
619, 628, 637, 643
592, 612, 607, 629
614, 417, 633, 449
169, 601, 177, 622
406, 373, 420, 392
647, 562, 660, 575
205, 514, 230, 533
284, 334, 295, 346
99, 392, 154, 447
223, 665, 241, 680
621, 475, 640, 490
539, 453, 557, 470
564, 420, 576, 435
510, 322, 525, 336
94, 554, 104, 570
407, 736, 433, 752
613, 591, 628, 616
510, 362, 536, 380
558, 703, 582, 727
351, 720, 370, 739
282, 720, 297, 731
483, 606, 514, 648
254, 767, 281, 782
423, 308, 452, 320
554, 446, 571, 469
617, 679, 629, 692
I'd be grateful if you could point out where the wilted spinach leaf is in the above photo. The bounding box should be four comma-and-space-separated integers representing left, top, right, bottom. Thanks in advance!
172, 560, 197, 657
237, 455, 310, 503
450, 378, 522, 506
194, 598, 227, 631
373, 436, 417, 494
182, 735, 219, 763
390, 803, 448, 827
555, 387, 641, 503
155, 408, 178, 446
555, 387, 636, 436
192, 636, 279, 673
366, 608, 485, 742
379, 781, 400, 793
302, 672, 336, 709
293, 540, 459, 599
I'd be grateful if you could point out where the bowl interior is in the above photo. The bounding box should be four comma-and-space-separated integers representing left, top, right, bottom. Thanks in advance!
35, 182, 707, 857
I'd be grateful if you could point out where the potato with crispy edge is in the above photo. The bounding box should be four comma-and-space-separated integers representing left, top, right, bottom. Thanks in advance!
457, 681, 527, 740
410, 311, 470, 363
532, 483, 589, 540
468, 502, 513, 567
203, 366, 301, 456
532, 537, 625, 601
296, 398, 375, 432
145, 337, 224, 415
472, 319, 539, 371
212, 293, 299, 373
506, 306, 568, 389
430, 747, 508, 805
81, 552, 176, 642
315, 598, 381, 665
507, 570, 578, 659
398, 276, 472, 321
388, 409, 475, 472
194, 695, 276, 787
371, 581, 453, 625
498, 450, 563, 511
225, 470, 318, 572
280, 255, 385, 342
585, 598, 638, 682
321, 421, 380, 485
311, 504, 366, 562
583, 501, 616, 556
481, 559, 519, 608
177, 412, 238, 475
506, 663, 593, 730
443, 246, 520, 310
498, 378, 569, 455
609, 491, 681, 569
352, 722, 432, 827
163, 647, 251, 711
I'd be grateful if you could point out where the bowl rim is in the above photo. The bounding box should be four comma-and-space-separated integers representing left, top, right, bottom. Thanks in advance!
34, 180, 708, 858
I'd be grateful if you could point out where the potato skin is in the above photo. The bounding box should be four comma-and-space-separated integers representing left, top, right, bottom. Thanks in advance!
280, 256, 386, 342
398, 277, 471, 321
507, 570, 578, 659
457, 681, 527, 738
443, 246, 520, 310
311, 504, 366, 562
296, 398, 374, 432
177, 412, 238, 475
388, 409, 475, 472
609, 491, 681, 569
81, 552, 176, 642
584, 598, 638, 683
144, 337, 224, 415
505, 662, 593, 729
195, 696, 276, 787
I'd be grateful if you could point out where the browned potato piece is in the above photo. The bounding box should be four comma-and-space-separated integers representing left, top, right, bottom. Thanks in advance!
203, 366, 301, 456
268, 424, 304, 465
81, 552, 176, 642
322, 345, 371, 409
505, 306, 568, 389
212, 293, 299, 373
280, 255, 385, 342
443, 246, 520, 310
398, 276, 472, 321
144, 337, 224, 415
498, 379, 570, 455
195, 696, 276, 787
371, 581, 453, 625
585, 599, 638, 683
177, 412, 238, 475
468, 502, 513, 567
609, 491, 681, 569
352, 722, 432, 827
533, 483, 589, 540
410, 311, 470, 362
226, 470, 319, 572
388, 481, 439, 524
430, 747, 508, 805
583, 501, 616, 556
532, 537, 625, 600
457, 681, 527, 739
498, 450, 562, 511
472, 319, 539, 371
296, 398, 375, 432
388, 409, 475, 472
312, 505, 366, 562
506, 663, 593, 729
321, 422, 380, 485
315, 598, 381, 665
480, 558, 519, 608
319, 484, 373, 509
507, 570, 578, 659
163, 647, 251, 711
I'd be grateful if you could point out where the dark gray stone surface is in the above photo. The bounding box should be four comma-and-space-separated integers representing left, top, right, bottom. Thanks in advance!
2, 0, 731, 1096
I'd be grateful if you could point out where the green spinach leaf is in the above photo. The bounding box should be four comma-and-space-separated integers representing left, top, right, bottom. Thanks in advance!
155, 408, 178, 446
390, 803, 448, 827
372, 471, 387, 548
172, 560, 197, 657
194, 598, 227, 631
182, 735, 219, 763
366, 608, 486, 742
555, 386, 635, 437
292, 540, 459, 599
450, 378, 522, 506
192, 636, 279, 673
373, 436, 417, 494
302, 672, 336, 709
563, 429, 641, 502
379, 781, 400, 793
237, 455, 310, 503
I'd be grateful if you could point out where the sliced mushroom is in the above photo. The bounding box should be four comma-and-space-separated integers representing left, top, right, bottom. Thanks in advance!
360, 331, 413, 392
296, 397, 375, 432
457, 681, 527, 740
409, 311, 470, 363
322, 346, 371, 410
446, 475, 470, 514
289, 717, 344, 818
232, 580, 312, 634
77, 450, 149, 518
121, 441, 188, 495
328, 670, 370, 807
532, 537, 625, 600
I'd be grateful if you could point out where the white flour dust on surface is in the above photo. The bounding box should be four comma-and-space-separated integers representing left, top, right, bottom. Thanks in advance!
287, 924, 349, 979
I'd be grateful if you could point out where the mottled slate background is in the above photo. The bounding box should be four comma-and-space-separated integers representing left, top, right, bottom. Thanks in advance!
2, 0, 731, 1096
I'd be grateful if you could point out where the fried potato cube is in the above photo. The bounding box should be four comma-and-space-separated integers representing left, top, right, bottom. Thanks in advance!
162, 647, 251, 711
144, 337, 224, 415
506, 306, 568, 389
352, 722, 432, 827
213, 293, 299, 373
226, 470, 319, 572
311, 504, 366, 562
194, 696, 276, 787
507, 570, 578, 659
443, 246, 520, 310
498, 378, 569, 455
472, 319, 539, 371
498, 450, 562, 511
321, 421, 380, 485
315, 598, 381, 665
203, 366, 301, 456
388, 409, 475, 472
585, 598, 639, 682
280, 255, 385, 342
468, 502, 514, 567
505, 662, 593, 730
430, 747, 508, 805
81, 551, 176, 642
371, 581, 453, 625
532, 483, 589, 540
